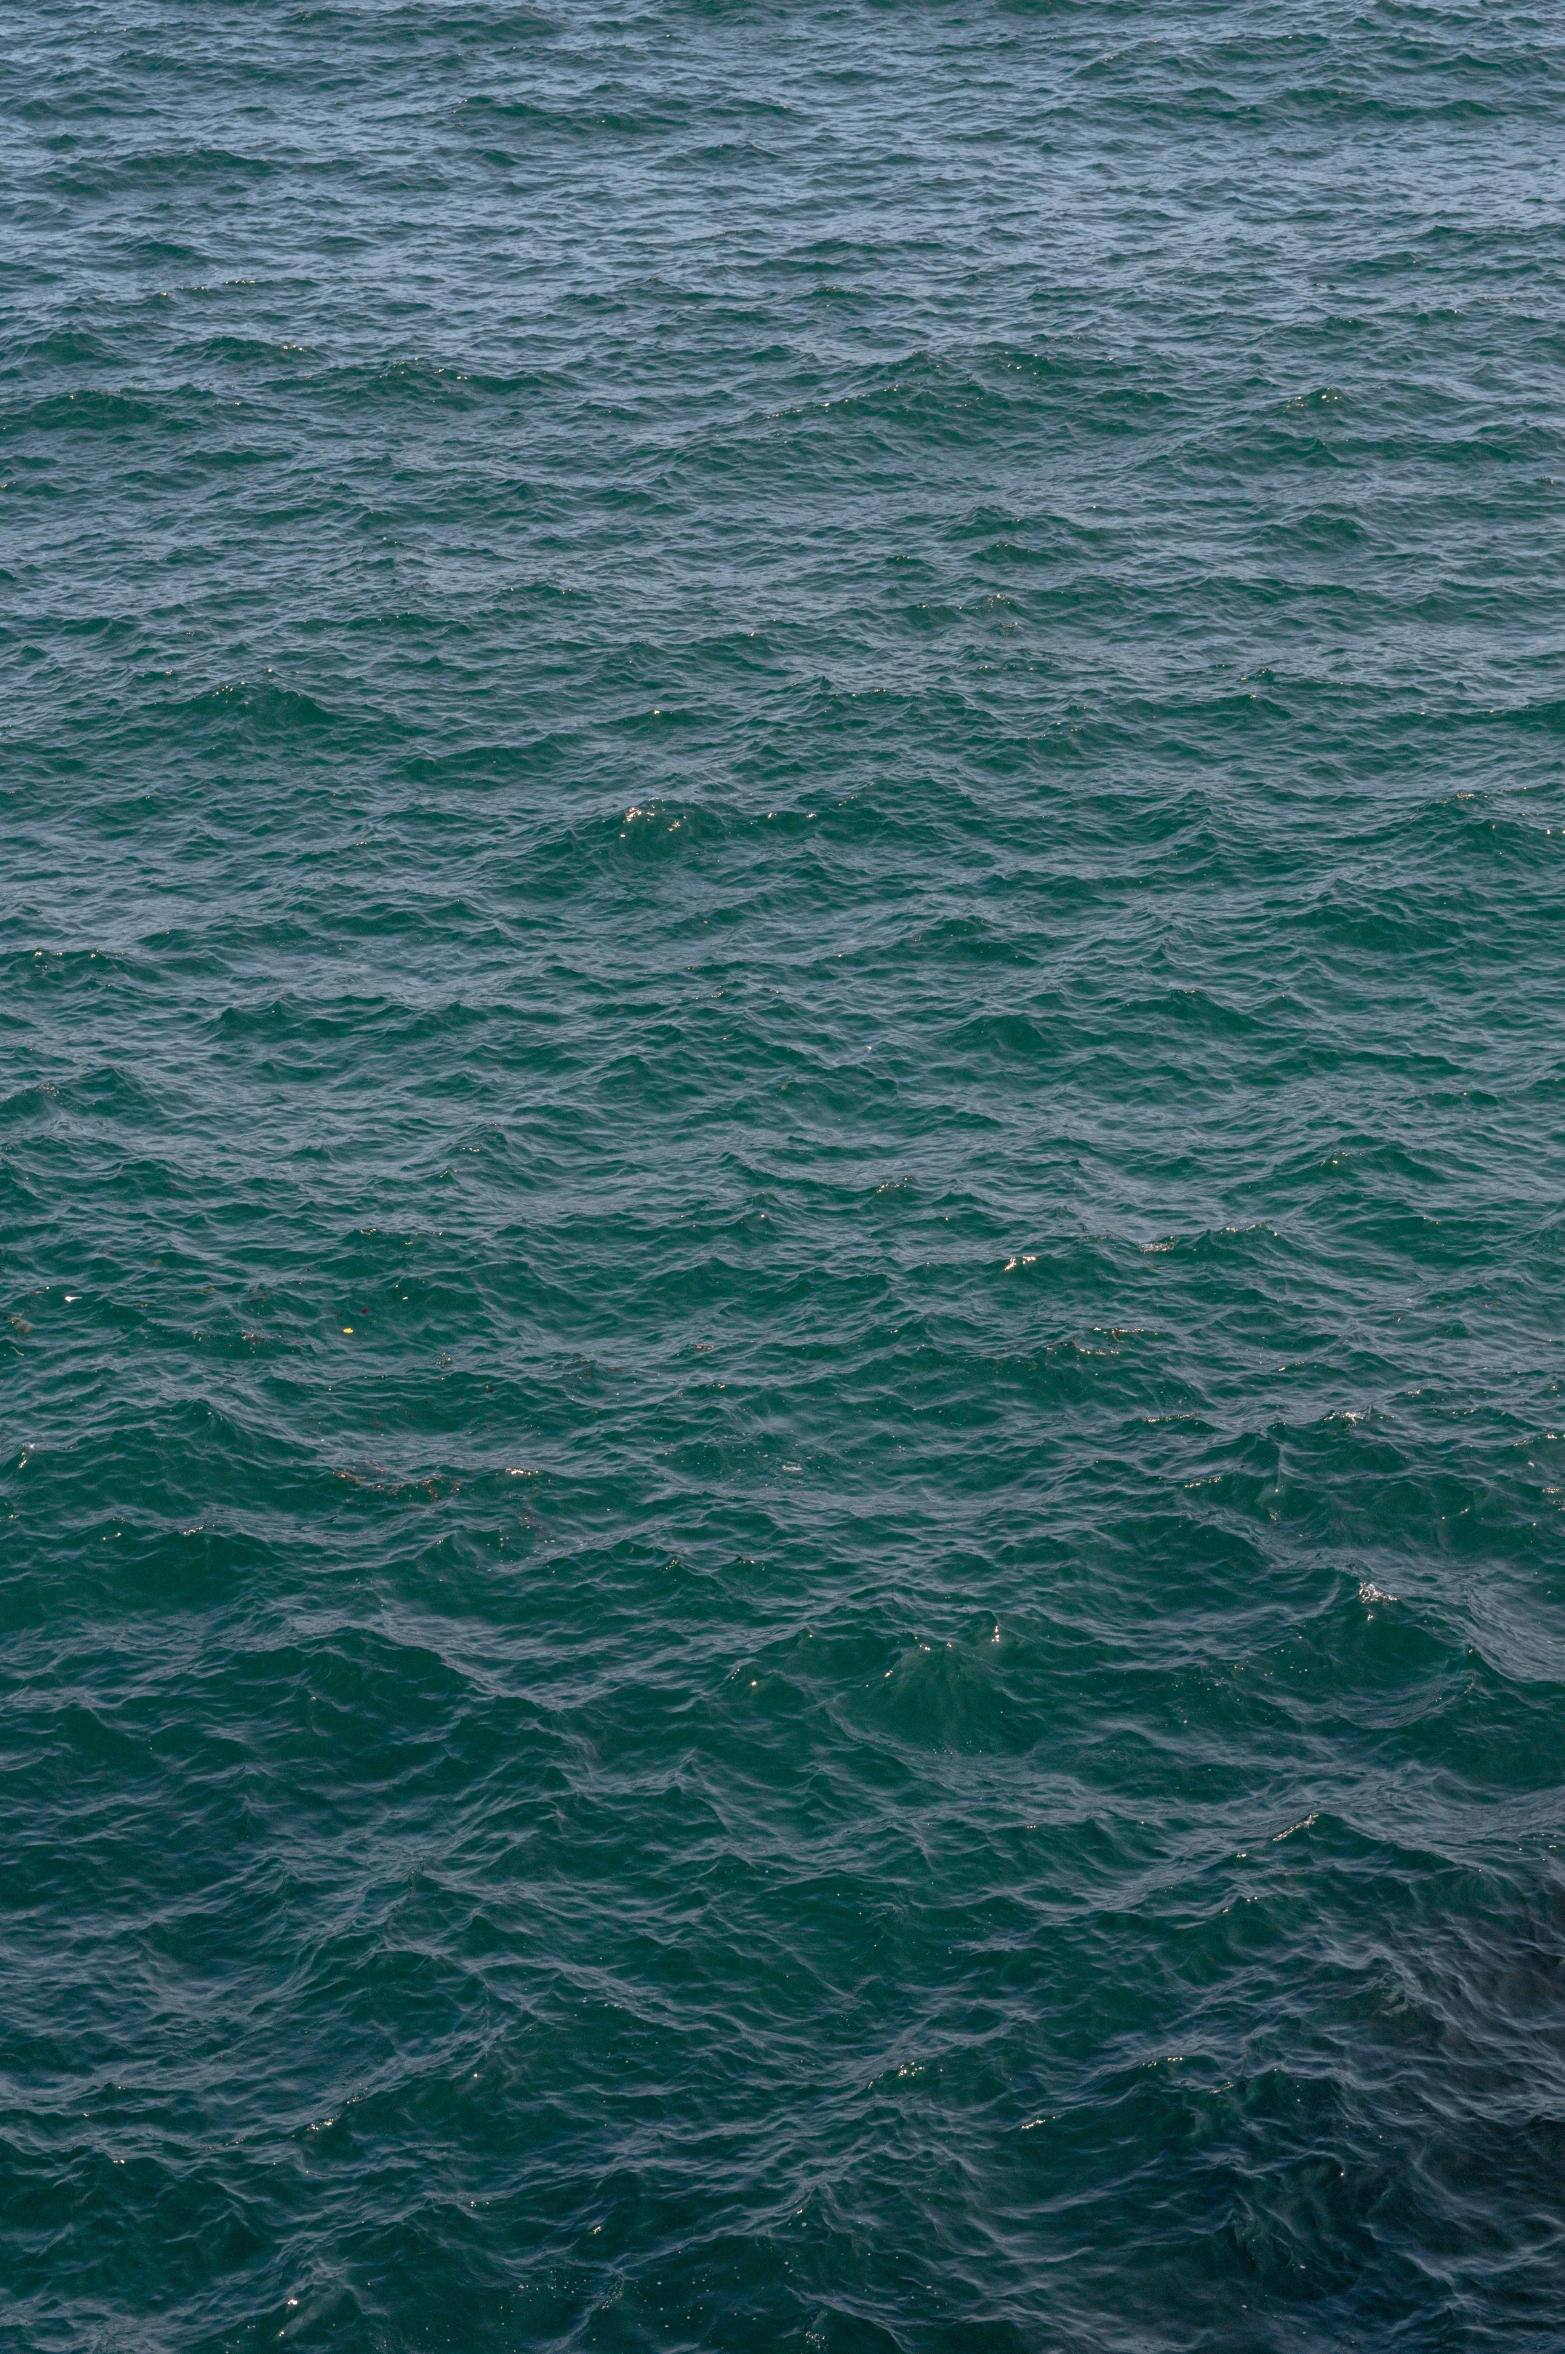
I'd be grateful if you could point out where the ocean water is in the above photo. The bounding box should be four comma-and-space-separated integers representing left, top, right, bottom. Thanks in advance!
5, 2, 1565, 2347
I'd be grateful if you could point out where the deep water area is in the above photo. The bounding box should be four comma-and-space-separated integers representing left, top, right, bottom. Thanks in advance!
5, 3, 1565, 2349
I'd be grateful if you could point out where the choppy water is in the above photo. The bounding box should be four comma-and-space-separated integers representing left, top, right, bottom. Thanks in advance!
6, 3, 1565, 2348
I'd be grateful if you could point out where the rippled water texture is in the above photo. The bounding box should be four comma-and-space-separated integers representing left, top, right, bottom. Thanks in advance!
5, 3, 1565, 2347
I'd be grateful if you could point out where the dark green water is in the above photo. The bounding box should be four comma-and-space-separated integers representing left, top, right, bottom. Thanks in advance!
6, 4, 1565, 2348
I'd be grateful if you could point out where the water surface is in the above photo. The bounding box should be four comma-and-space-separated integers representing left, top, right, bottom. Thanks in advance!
5, 4, 1565, 2348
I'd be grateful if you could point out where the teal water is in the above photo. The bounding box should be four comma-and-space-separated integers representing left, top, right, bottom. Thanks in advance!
5, 4, 1565, 2348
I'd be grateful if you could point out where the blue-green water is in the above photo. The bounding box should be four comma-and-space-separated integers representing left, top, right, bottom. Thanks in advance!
5, 4, 1565, 2347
